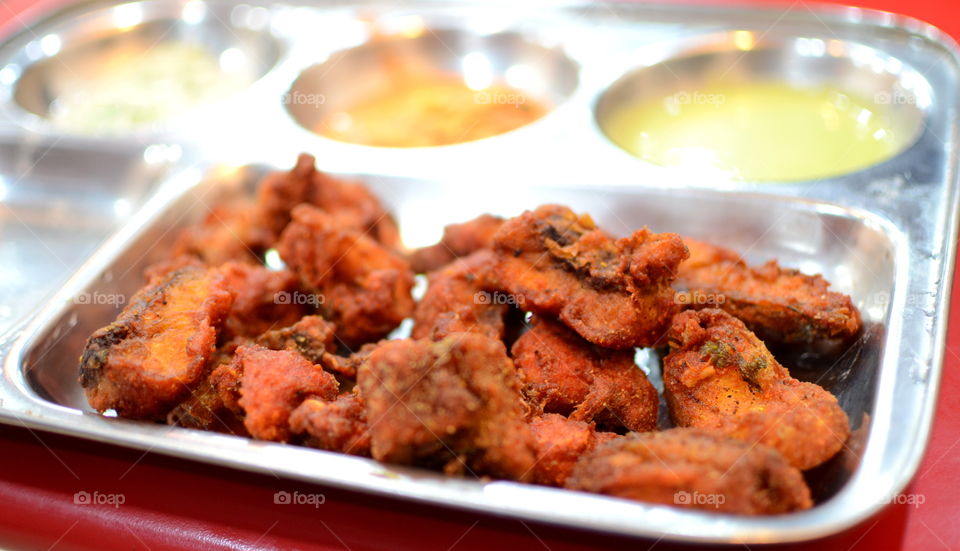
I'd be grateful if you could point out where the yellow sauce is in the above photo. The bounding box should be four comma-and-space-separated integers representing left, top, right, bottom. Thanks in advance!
603, 82, 903, 181
317, 75, 547, 147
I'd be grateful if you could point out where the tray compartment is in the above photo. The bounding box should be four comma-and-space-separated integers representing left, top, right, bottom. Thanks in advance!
2, 0, 283, 135
594, 31, 932, 182
15, 165, 898, 506
0, 0, 956, 544
284, 27, 579, 146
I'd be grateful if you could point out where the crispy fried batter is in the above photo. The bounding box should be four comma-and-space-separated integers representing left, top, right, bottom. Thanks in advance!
209, 357, 243, 416
203, 316, 342, 423
290, 389, 371, 456
306, 166, 401, 251
79, 266, 233, 419
408, 214, 504, 273
166, 378, 247, 435
681, 237, 743, 269
412, 250, 507, 341
149, 261, 312, 343
169, 198, 269, 265
511, 316, 658, 432
278, 204, 415, 347
232, 345, 339, 442
255, 315, 337, 364
318, 342, 379, 380
255, 153, 400, 248
492, 205, 687, 349
253, 152, 315, 241
358, 333, 536, 480
219, 262, 311, 341
664, 309, 850, 470
529, 414, 618, 487
676, 237, 861, 343
566, 428, 812, 514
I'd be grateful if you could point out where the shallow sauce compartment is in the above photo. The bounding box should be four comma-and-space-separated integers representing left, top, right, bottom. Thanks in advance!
0, 0, 958, 546
286, 29, 578, 147
2, 0, 282, 136
595, 32, 932, 181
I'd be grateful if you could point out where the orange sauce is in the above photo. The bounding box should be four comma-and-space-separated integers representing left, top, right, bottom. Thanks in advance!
316, 75, 547, 147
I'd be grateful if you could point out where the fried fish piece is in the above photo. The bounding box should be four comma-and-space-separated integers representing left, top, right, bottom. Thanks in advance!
511, 316, 658, 433
306, 164, 401, 251
411, 249, 507, 341
254, 315, 337, 364
316, 342, 379, 380
664, 309, 850, 470
290, 389, 371, 456
566, 428, 813, 515
200, 316, 342, 425
79, 266, 233, 420
492, 205, 688, 349
166, 377, 247, 435
169, 197, 270, 266
255, 153, 400, 248
231, 345, 339, 442
676, 237, 861, 343
145, 261, 313, 347
278, 204, 415, 347
357, 333, 537, 480
253, 152, 315, 241
209, 354, 244, 417
165, 269, 325, 429
408, 214, 504, 273
529, 414, 618, 487
218, 262, 312, 342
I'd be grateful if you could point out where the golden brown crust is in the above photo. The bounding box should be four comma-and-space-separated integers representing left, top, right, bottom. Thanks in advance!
492, 205, 687, 349
233, 345, 339, 442
317, 342, 379, 381
566, 428, 813, 514
278, 204, 415, 347
676, 237, 861, 343
209, 358, 244, 416
199, 317, 339, 422
255, 153, 400, 248
168, 198, 270, 266
408, 214, 504, 273
511, 316, 658, 433
664, 309, 850, 470
357, 334, 537, 481
166, 377, 247, 435
253, 152, 316, 241
529, 414, 616, 487
305, 169, 402, 251
254, 315, 337, 364
218, 262, 312, 342
79, 266, 233, 420
290, 389, 371, 456
411, 249, 507, 341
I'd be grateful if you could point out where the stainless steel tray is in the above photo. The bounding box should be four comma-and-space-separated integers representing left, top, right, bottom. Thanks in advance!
0, 0, 958, 545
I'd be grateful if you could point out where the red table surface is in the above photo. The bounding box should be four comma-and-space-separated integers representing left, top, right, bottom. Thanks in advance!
0, 0, 957, 550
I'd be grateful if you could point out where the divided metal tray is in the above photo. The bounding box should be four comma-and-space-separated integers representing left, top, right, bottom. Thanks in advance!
0, 0, 958, 544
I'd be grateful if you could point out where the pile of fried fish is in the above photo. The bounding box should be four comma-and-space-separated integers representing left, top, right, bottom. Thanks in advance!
79, 154, 862, 515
